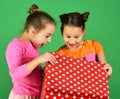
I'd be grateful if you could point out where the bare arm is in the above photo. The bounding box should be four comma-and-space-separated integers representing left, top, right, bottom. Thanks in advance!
98, 49, 112, 78
26, 52, 57, 72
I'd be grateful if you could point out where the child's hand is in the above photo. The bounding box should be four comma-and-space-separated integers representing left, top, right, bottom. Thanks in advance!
39, 52, 57, 65
103, 63, 112, 79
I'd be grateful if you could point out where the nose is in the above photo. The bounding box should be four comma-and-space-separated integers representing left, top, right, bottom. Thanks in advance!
48, 37, 51, 43
45, 37, 51, 44
69, 38, 75, 44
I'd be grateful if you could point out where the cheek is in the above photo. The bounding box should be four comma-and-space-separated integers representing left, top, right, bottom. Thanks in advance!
36, 35, 44, 42
77, 39, 82, 42
63, 37, 68, 43
33, 36, 43, 45
77, 36, 83, 41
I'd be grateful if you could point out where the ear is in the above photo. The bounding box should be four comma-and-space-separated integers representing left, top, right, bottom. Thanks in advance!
29, 26, 37, 35
83, 28, 86, 35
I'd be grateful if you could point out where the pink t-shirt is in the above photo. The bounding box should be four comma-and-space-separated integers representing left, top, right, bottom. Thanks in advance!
6, 38, 43, 96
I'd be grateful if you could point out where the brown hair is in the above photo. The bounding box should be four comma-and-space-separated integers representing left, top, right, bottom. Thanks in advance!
59, 12, 89, 33
24, 4, 55, 32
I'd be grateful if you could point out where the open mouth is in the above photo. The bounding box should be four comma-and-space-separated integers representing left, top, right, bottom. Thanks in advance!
68, 44, 76, 48
41, 44, 44, 47
38, 44, 44, 48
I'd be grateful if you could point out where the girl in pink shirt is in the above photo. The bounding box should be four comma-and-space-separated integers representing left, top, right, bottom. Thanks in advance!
6, 4, 56, 99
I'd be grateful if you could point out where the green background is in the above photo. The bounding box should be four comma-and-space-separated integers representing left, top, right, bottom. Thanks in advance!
0, 0, 119, 99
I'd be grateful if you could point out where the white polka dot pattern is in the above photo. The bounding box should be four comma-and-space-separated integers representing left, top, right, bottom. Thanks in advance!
42, 53, 109, 99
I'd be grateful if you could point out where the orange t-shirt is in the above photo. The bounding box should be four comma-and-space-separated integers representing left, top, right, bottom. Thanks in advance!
56, 40, 103, 62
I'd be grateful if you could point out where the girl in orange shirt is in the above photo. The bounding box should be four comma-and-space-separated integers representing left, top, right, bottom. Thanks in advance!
56, 12, 112, 78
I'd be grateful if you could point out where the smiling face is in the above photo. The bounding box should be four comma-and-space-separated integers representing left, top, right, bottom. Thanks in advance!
63, 25, 85, 50
31, 24, 56, 48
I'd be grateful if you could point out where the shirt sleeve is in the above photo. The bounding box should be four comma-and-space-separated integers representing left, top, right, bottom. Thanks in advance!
92, 40, 103, 55
56, 46, 66, 55
5, 40, 30, 80
56, 48, 63, 54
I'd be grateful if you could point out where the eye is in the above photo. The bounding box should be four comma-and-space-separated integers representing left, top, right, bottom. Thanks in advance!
45, 34, 51, 38
74, 35, 79, 38
46, 35, 50, 38
66, 36, 71, 38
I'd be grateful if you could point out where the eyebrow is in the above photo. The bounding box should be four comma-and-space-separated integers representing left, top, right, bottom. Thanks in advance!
46, 33, 52, 35
64, 34, 81, 36
74, 35, 80, 37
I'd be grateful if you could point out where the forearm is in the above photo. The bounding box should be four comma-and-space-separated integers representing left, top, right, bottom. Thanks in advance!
98, 49, 107, 63
98, 49, 112, 78
26, 56, 42, 72
26, 52, 57, 72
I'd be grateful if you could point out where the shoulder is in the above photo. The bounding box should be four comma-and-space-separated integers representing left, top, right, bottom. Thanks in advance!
84, 40, 103, 55
56, 45, 66, 54
84, 40, 100, 44
6, 38, 28, 54
84, 40, 102, 47
7, 38, 23, 50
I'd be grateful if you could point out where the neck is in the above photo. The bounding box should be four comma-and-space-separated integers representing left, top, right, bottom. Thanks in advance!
18, 32, 30, 42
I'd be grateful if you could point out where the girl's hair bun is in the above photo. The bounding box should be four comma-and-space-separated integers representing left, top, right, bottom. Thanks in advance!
82, 12, 89, 22
28, 4, 40, 14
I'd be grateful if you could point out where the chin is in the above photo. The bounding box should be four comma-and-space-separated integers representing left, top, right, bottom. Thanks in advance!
68, 46, 76, 49
39, 46, 42, 48
39, 44, 44, 48
69, 46, 79, 50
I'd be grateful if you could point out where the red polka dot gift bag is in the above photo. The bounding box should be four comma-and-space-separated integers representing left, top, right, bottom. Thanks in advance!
41, 53, 110, 99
